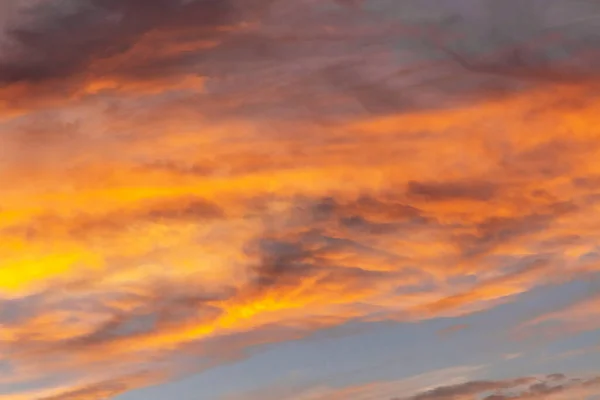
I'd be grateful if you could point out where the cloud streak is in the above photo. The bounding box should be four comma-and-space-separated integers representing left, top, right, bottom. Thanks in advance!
398, 372, 600, 400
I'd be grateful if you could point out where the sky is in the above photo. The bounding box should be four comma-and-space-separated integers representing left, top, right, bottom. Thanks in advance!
1, 0, 600, 399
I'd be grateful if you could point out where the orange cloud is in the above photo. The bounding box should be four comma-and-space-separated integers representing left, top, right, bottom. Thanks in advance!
0, 371, 164, 400
2, 0, 600, 398
2, 81, 600, 397
2, 81, 600, 395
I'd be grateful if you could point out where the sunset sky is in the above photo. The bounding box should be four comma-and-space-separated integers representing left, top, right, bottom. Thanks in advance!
1, 0, 600, 399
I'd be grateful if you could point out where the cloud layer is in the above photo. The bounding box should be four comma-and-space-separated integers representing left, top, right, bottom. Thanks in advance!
1, 0, 600, 398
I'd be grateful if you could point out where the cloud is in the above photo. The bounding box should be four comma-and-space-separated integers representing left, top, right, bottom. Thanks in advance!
398, 372, 600, 400
1, 0, 600, 398
517, 290, 600, 340
0, 371, 163, 400
406, 180, 498, 202
3, 83, 600, 396
0, 0, 262, 117
0, 0, 237, 84
1, 0, 598, 121
437, 324, 469, 337
2, 83, 600, 396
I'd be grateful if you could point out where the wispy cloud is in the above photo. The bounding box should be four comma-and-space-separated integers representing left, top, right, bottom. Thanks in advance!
398, 372, 600, 400
223, 364, 485, 400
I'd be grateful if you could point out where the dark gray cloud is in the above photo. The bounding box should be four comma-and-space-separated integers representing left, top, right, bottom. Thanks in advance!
396, 372, 600, 400
391, 377, 534, 400
1, 0, 598, 122
250, 237, 316, 288
456, 201, 578, 258
409, 380, 515, 399
407, 180, 497, 202
0, 0, 244, 84
247, 229, 397, 292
